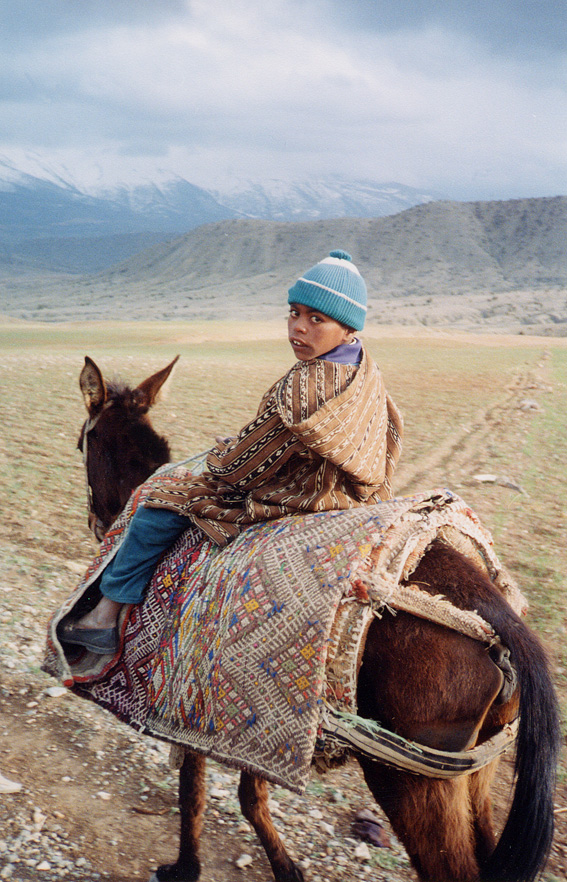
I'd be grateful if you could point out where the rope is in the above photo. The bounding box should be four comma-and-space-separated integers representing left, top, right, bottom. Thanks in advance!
318, 495, 525, 776
320, 705, 518, 778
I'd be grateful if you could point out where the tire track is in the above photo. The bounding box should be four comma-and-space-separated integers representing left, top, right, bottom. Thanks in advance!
394, 361, 549, 496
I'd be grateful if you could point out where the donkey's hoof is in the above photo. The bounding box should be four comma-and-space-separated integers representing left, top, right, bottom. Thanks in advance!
150, 860, 200, 882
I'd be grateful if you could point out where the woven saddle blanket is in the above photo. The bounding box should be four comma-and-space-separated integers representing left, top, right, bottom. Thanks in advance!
43, 465, 523, 793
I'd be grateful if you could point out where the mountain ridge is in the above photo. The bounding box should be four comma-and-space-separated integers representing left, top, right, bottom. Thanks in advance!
0, 161, 442, 273
1, 195, 565, 335
97, 196, 567, 291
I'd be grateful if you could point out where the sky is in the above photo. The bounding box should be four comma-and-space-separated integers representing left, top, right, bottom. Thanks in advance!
1, 0, 566, 200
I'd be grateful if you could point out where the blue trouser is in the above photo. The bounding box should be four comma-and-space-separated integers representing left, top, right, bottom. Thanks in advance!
99, 506, 191, 604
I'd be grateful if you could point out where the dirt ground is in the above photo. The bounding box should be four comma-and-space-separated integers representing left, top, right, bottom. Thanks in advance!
1, 333, 566, 882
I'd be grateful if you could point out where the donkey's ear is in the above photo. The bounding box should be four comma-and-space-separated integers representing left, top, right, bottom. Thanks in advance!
134, 355, 180, 409
80, 356, 107, 414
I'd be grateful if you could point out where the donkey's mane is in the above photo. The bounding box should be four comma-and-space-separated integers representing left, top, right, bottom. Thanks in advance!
105, 381, 172, 458
106, 379, 152, 415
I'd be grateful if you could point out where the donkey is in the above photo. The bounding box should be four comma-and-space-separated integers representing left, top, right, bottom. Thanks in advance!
75, 356, 560, 882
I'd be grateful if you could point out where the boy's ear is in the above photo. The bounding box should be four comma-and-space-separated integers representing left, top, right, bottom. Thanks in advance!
342, 328, 355, 344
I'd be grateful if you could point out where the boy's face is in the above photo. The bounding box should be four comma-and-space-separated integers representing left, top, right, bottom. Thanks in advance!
288, 303, 354, 361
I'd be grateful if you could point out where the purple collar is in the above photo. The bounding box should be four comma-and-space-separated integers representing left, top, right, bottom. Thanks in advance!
321, 338, 362, 365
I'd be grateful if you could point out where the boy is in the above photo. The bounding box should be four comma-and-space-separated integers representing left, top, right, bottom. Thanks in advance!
61, 250, 403, 653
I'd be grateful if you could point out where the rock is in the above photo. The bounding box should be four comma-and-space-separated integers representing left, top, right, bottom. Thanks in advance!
354, 841, 371, 861
235, 853, 253, 869
352, 808, 391, 848
0, 775, 22, 794
499, 479, 525, 493
36, 861, 51, 871
33, 809, 47, 830
44, 687, 68, 699
518, 398, 543, 411
472, 473, 498, 483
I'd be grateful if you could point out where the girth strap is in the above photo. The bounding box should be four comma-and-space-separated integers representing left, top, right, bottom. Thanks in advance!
320, 705, 518, 778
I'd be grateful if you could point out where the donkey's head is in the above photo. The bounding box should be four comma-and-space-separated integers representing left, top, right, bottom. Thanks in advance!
78, 355, 178, 540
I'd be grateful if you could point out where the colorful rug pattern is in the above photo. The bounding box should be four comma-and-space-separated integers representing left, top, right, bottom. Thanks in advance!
43, 467, 516, 792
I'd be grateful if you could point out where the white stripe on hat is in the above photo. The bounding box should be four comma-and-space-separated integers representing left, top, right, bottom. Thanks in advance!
318, 256, 362, 276
296, 278, 368, 311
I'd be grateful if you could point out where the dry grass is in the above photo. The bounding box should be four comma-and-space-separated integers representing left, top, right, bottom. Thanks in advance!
1, 319, 566, 881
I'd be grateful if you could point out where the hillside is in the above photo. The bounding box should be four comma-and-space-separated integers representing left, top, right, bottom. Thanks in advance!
1, 196, 565, 333
98, 195, 567, 290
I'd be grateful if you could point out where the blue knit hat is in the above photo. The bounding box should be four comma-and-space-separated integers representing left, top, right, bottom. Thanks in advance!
288, 249, 367, 330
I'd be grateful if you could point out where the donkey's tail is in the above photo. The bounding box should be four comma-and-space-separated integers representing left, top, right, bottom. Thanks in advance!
478, 602, 561, 882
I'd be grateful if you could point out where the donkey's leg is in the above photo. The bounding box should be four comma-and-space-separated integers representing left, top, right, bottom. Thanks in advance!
359, 761, 481, 882
238, 772, 304, 882
468, 761, 499, 869
153, 750, 206, 882
468, 693, 519, 872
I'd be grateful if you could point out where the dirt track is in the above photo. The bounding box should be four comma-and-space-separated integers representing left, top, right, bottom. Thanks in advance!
1, 341, 566, 882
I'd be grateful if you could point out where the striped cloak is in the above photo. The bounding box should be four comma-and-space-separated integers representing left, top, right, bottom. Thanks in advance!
145, 347, 403, 545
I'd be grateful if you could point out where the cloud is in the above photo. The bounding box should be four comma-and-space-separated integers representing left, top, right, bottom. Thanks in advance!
1, 0, 188, 46
323, 0, 567, 58
0, 0, 565, 198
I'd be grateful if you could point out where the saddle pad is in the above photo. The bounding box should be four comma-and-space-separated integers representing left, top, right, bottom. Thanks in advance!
43, 469, 516, 792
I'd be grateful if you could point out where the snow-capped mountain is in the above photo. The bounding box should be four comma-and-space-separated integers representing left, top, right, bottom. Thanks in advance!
0, 159, 238, 271
210, 176, 442, 221
0, 159, 442, 273
97, 177, 237, 231
0, 159, 235, 242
